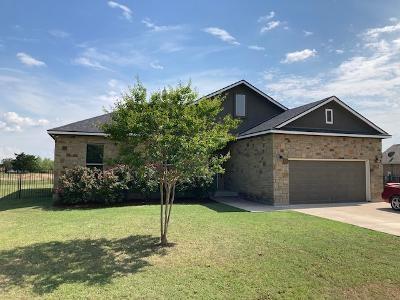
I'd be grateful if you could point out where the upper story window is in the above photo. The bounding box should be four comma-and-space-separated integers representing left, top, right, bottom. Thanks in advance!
86, 144, 104, 170
325, 109, 333, 124
235, 94, 246, 117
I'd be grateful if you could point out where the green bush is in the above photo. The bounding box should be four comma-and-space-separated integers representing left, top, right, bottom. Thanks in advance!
57, 165, 134, 205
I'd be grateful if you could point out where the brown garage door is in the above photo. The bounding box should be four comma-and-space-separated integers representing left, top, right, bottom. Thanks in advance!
289, 160, 366, 204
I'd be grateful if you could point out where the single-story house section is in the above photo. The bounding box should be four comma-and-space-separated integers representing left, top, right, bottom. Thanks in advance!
48, 80, 391, 205
382, 144, 400, 178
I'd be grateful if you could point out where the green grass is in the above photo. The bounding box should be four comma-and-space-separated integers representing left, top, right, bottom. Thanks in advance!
0, 197, 399, 299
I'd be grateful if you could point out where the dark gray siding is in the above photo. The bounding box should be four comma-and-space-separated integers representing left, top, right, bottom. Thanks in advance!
219, 83, 285, 134
282, 101, 381, 135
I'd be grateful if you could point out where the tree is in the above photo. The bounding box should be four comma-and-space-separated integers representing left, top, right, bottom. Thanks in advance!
11, 152, 39, 172
103, 81, 239, 246
1, 158, 14, 172
37, 157, 54, 171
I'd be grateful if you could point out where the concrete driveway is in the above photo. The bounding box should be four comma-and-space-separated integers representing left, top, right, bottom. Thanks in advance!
292, 202, 400, 236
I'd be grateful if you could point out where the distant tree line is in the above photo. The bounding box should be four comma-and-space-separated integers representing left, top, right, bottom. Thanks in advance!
0, 153, 54, 173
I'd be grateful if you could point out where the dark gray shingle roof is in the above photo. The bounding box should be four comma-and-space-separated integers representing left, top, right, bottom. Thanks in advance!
239, 98, 329, 136
48, 113, 112, 133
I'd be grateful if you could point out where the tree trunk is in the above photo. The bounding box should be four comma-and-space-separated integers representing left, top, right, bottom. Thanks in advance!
159, 179, 176, 247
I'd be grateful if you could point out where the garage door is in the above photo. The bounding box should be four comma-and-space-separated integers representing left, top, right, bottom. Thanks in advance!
289, 160, 366, 204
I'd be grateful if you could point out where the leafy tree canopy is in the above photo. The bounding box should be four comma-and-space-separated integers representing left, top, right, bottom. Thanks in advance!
103, 80, 239, 245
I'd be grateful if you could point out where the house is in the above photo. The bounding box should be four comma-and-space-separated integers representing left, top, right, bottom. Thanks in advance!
48, 80, 390, 205
382, 144, 400, 180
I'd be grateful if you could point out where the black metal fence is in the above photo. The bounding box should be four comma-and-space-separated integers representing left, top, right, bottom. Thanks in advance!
0, 170, 54, 200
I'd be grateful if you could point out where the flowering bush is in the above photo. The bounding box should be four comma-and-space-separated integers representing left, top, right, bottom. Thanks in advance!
57, 165, 134, 205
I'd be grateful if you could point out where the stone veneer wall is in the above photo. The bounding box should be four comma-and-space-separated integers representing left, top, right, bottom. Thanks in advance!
224, 135, 274, 203
53, 135, 119, 188
272, 134, 383, 205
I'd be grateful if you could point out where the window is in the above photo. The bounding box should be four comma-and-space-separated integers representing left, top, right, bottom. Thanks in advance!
325, 109, 333, 124
86, 144, 104, 170
235, 94, 246, 117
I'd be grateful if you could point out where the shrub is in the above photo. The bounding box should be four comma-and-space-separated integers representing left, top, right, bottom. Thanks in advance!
57, 165, 134, 205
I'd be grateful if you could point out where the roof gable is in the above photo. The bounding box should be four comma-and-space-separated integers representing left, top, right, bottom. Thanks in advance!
280, 99, 384, 135
239, 96, 390, 139
203, 80, 288, 111
276, 96, 388, 135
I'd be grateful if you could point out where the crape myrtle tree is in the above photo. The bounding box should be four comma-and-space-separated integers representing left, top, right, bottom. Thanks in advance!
103, 81, 239, 246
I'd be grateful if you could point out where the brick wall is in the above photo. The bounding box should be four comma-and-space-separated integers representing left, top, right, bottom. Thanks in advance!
224, 135, 274, 203
53, 135, 118, 188
272, 134, 383, 205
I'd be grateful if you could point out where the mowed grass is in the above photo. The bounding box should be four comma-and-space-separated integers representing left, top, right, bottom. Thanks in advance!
0, 197, 399, 299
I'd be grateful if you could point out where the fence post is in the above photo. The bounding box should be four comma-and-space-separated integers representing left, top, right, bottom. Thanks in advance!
18, 172, 22, 199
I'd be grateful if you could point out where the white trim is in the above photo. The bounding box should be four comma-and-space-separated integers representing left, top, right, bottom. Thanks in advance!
275, 96, 388, 135
237, 129, 391, 140
203, 80, 288, 110
288, 158, 371, 202
325, 108, 333, 124
47, 130, 108, 136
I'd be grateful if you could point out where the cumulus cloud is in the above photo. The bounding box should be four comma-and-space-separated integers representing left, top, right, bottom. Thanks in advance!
281, 48, 317, 63
364, 22, 400, 39
141, 18, 182, 32
203, 27, 240, 45
16, 52, 46, 67
335, 49, 344, 54
260, 21, 281, 33
258, 11, 275, 23
248, 45, 265, 51
107, 1, 132, 21
0, 112, 49, 132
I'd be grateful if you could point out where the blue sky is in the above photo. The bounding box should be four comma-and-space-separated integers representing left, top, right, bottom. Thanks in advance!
1, 0, 400, 159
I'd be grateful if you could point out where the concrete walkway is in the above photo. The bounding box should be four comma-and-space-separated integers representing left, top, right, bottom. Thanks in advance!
213, 197, 400, 236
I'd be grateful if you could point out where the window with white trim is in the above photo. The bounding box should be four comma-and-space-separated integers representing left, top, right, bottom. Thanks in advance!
325, 109, 333, 124
86, 144, 104, 170
235, 94, 246, 117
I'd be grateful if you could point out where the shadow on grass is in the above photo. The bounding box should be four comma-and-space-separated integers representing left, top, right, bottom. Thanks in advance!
202, 201, 246, 212
0, 235, 167, 295
0, 189, 54, 211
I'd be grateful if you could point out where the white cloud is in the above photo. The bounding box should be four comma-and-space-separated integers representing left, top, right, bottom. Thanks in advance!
281, 48, 317, 63
303, 30, 313, 37
364, 22, 400, 39
107, 1, 132, 21
260, 21, 280, 33
73, 56, 109, 70
16, 52, 46, 67
141, 18, 182, 32
248, 45, 265, 51
335, 49, 345, 54
0, 112, 49, 132
258, 11, 275, 23
203, 27, 240, 45
150, 61, 164, 70
389, 17, 398, 23
263, 28, 400, 147
48, 30, 70, 38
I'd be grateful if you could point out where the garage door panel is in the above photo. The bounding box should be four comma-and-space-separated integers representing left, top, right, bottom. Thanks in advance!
289, 160, 366, 204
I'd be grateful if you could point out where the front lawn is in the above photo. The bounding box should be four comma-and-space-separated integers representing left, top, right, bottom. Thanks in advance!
0, 197, 399, 299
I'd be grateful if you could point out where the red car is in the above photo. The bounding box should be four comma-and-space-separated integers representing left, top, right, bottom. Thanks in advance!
382, 183, 400, 211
